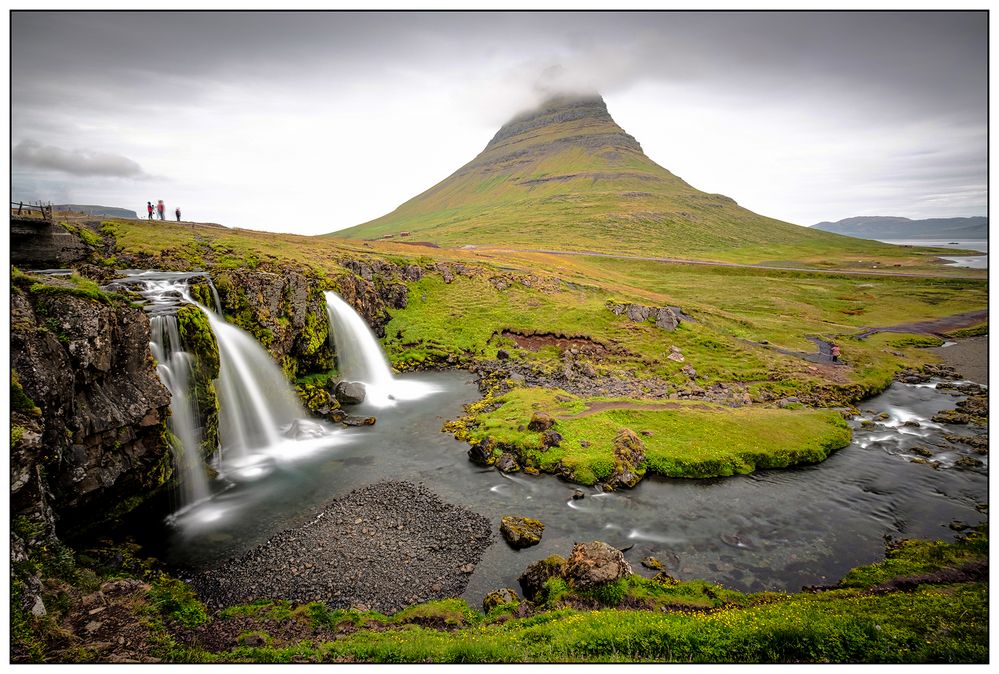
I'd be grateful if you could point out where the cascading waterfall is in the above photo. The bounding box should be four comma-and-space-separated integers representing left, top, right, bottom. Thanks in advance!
124, 271, 344, 516
324, 291, 439, 407
149, 313, 212, 508
206, 313, 306, 457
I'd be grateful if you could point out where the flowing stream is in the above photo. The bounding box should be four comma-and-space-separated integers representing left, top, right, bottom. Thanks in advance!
121, 271, 987, 600
148, 373, 986, 600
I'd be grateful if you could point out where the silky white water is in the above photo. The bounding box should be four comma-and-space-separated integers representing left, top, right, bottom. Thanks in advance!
124, 271, 347, 516
324, 291, 439, 407
149, 315, 212, 508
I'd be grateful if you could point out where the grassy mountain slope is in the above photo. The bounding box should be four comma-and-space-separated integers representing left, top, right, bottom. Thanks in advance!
812, 216, 988, 240
330, 96, 954, 264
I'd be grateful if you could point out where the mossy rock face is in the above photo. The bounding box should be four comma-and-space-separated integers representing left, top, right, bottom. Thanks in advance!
482, 587, 520, 613
517, 555, 566, 601
604, 428, 646, 490
500, 516, 544, 549
177, 305, 220, 378
565, 541, 633, 590
296, 379, 340, 416
176, 305, 221, 458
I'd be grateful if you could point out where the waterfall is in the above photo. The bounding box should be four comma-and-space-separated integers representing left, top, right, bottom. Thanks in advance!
123, 271, 344, 515
206, 313, 304, 457
324, 291, 439, 407
149, 314, 212, 508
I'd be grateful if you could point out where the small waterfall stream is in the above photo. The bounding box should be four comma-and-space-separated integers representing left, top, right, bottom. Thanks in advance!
324, 291, 439, 407
149, 312, 212, 509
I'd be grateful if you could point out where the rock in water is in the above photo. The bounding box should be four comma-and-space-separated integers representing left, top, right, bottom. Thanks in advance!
482, 588, 520, 613
565, 541, 633, 589
334, 381, 367, 405
496, 453, 521, 473
604, 428, 646, 490
342, 415, 376, 427
500, 516, 545, 549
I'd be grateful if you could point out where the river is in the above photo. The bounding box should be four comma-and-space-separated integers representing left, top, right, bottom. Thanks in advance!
151, 369, 987, 602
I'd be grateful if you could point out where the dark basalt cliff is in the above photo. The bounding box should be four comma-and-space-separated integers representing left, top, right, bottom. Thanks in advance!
11, 283, 172, 539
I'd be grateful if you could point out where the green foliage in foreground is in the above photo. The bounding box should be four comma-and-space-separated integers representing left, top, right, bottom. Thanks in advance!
447, 386, 852, 482
144, 531, 987, 664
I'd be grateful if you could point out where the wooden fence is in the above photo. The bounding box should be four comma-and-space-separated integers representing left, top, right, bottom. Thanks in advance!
11, 201, 53, 221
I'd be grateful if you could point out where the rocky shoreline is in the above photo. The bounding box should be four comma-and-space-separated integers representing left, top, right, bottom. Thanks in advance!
931, 334, 988, 386
192, 481, 493, 613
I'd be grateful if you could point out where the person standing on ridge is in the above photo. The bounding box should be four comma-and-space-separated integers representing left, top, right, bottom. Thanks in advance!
175, 206, 181, 222
147, 201, 154, 219
157, 200, 165, 220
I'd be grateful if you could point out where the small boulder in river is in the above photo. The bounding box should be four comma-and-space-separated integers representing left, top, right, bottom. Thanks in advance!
342, 415, 376, 427
496, 452, 520, 473
500, 516, 545, 549
641, 556, 664, 571
604, 428, 646, 490
527, 412, 555, 432
334, 381, 367, 405
482, 588, 520, 613
565, 541, 633, 589
572, 489, 586, 500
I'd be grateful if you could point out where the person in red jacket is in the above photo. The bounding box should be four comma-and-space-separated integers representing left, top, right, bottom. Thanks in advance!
147, 201, 154, 219
157, 200, 165, 220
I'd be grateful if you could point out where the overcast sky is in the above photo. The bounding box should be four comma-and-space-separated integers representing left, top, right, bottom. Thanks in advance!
10, 10, 987, 234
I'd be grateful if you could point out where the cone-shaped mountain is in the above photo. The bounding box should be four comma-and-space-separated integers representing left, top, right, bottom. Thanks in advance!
331, 94, 876, 261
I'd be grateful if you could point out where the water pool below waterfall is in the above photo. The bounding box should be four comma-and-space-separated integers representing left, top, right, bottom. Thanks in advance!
154, 369, 987, 604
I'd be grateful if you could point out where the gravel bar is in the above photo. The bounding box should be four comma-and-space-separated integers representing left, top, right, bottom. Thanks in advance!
192, 481, 494, 613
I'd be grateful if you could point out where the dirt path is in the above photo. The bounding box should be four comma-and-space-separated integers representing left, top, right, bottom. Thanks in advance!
856, 310, 988, 339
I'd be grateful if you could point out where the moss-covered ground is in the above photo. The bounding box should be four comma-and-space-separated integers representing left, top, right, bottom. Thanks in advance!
448, 386, 851, 482
12, 527, 987, 663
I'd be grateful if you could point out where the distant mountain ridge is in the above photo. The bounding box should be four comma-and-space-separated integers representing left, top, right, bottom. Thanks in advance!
811, 216, 987, 240
329, 94, 908, 262
54, 204, 138, 219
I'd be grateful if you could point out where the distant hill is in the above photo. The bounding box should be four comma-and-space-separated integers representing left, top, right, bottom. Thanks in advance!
811, 216, 987, 241
54, 204, 138, 219
330, 94, 913, 263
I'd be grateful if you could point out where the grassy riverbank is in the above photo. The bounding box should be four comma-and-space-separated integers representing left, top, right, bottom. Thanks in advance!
13, 527, 987, 663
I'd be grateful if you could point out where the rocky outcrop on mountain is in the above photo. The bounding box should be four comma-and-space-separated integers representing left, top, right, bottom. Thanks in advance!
10, 277, 172, 538
479, 95, 644, 167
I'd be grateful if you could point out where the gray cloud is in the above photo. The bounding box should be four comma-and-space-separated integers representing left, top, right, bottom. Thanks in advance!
8, 11, 986, 231
12, 139, 149, 178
